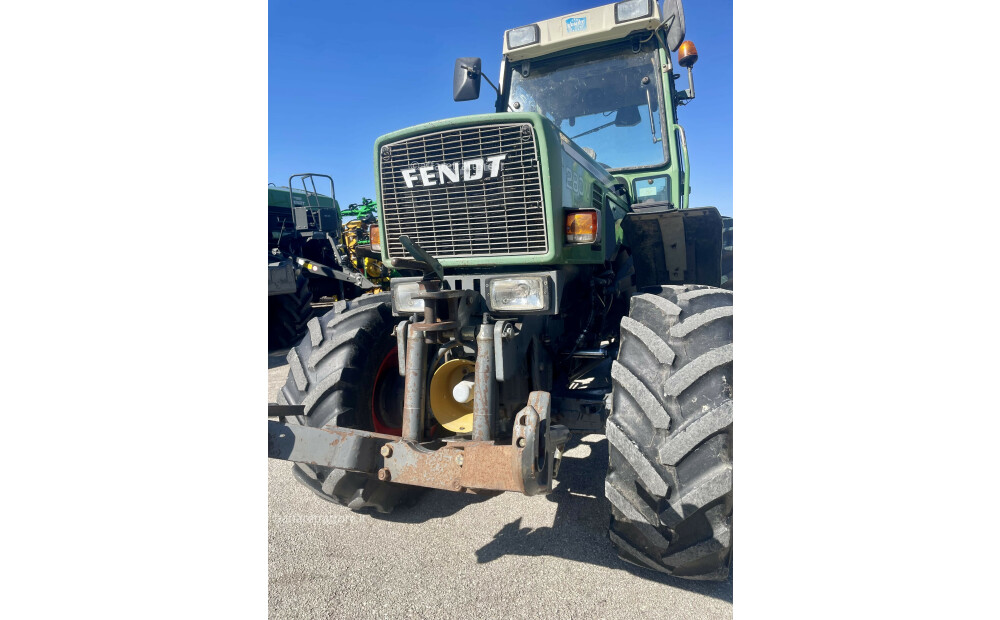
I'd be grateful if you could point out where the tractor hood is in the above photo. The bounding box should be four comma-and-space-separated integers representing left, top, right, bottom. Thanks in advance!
372, 112, 627, 269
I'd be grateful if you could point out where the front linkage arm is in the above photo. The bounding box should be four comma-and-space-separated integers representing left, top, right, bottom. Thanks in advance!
267, 391, 568, 495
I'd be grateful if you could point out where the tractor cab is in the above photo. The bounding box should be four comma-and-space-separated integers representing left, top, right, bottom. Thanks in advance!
455, 0, 698, 210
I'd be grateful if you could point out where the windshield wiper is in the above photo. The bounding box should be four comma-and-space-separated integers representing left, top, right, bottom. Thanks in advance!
570, 120, 616, 140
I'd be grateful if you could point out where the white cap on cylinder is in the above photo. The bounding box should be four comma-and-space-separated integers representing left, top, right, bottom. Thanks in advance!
452, 380, 475, 404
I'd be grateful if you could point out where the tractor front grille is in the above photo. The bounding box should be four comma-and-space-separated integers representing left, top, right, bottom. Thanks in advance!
378, 123, 547, 260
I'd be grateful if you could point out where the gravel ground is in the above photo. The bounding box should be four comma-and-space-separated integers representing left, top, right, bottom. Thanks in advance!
268, 349, 732, 619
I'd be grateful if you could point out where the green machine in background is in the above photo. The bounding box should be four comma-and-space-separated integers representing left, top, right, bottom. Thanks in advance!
339, 197, 390, 290
267, 175, 388, 350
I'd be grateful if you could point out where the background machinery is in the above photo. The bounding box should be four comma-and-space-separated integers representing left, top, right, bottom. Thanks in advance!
340, 198, 390, 290
267, 175, 388, 349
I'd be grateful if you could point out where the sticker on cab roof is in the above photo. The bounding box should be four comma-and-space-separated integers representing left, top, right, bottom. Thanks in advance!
565, 17, 587, 33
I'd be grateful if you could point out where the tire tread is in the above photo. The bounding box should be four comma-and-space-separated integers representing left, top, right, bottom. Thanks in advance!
606, 285, 733, 580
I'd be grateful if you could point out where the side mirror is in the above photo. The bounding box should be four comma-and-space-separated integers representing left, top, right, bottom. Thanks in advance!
662, 0, 687, 52
453, 57, 482, 102
615, 106, 642, 127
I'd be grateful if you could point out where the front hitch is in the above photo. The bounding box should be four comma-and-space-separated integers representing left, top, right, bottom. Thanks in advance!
268, 234, 570, 496
268, 391, 569, 495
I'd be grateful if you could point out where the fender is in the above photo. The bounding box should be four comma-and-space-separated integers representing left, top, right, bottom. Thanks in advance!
621, 205, 724, 287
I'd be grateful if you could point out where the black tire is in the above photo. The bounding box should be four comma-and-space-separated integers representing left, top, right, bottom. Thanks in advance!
268, 274, 313, 351
276, 293, 422, 513
606, 285, 733, 580
721, 218, 733, 290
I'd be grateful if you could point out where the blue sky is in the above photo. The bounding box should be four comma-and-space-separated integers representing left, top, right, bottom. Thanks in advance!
269, 0, 732, 216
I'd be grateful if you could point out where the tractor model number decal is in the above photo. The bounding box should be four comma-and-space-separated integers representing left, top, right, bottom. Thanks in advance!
564, 168, 584, 199
400, 154, 506, 189
565, 17, 587, 33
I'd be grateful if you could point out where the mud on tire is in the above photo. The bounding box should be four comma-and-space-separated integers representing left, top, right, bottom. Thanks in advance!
277, 292, 422, 513
606, 285, 733, 580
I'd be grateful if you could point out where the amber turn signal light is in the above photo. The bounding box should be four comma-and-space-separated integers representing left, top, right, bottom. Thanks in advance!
369, 225, 380, 250
566, 211, 598, 243
678, 40, 698, 68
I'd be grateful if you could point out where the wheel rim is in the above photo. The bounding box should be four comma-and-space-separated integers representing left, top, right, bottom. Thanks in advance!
371, 347, 404, 435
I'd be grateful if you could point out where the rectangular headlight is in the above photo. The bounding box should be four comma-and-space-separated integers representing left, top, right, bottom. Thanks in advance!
487, 276, 548, 312
615, 0, 653, 23
391, 281, 425, 313
506, 24, 540, 49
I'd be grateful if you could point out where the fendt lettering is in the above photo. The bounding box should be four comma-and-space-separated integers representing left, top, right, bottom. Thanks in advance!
400, 154, 507, 188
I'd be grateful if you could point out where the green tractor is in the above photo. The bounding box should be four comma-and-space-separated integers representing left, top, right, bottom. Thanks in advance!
268, 174, 388, 350
340, 198, 391, 290
269, 0, 732, 580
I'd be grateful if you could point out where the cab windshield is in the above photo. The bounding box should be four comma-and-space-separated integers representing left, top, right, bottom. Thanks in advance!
507, 40, 667, 170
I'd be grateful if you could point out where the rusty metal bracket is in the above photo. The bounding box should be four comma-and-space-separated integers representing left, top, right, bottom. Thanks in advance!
268, 393, 570, 496
401, 325, 428, 441
411, 285, 480, 333
379, 391, 569, 496
268, 420, 394, 472
377, 441, 466, 492
471, 321, 496, 441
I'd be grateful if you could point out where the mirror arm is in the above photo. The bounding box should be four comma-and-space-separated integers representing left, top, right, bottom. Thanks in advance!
462, 64, 500, 99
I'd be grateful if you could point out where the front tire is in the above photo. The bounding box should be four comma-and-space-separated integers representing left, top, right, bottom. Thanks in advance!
606, 285, 733, 580
277, 293, 420, 513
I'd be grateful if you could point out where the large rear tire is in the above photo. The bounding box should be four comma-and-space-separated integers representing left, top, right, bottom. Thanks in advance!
606, 285, 733, 580
277, 293, 421, 513
268, 274, 313, 351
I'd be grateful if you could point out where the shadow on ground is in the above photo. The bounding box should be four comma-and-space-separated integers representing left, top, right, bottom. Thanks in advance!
268, 348, 729, 598
371, 486, 497, 523
473, 435, 732, 600
375, 434, 731, 600
269, 349, 291, 369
